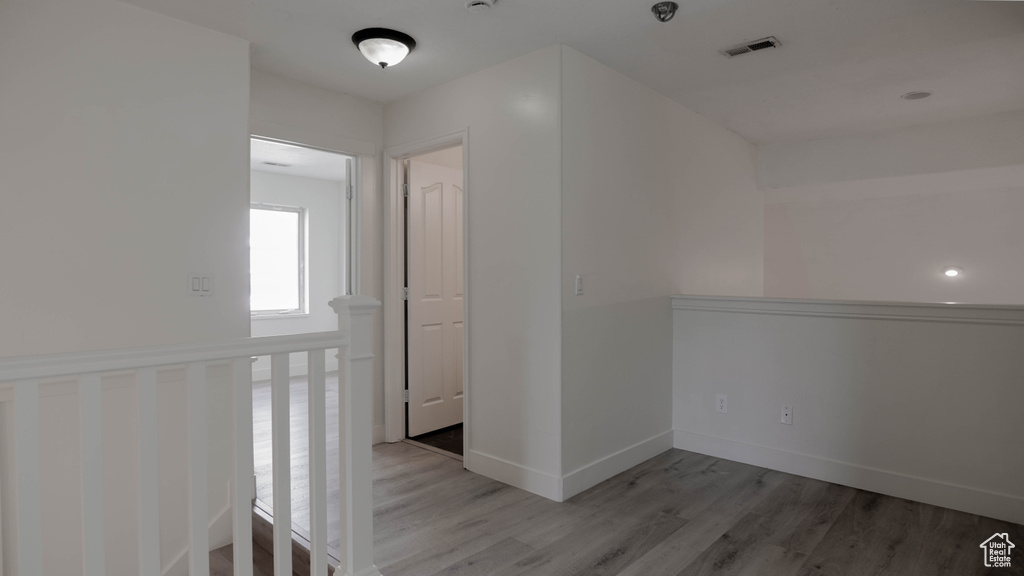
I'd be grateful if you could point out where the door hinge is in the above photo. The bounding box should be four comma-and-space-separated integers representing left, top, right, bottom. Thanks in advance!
403, 389, 409, 403
402, 287, 409, 300
403, 183, 409, 198
346, 185, 353, 201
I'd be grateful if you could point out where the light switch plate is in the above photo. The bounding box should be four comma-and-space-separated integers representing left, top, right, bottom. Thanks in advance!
188, 273, 214, 297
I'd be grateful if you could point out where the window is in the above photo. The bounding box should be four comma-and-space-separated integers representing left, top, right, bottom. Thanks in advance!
250, 203, 306, 315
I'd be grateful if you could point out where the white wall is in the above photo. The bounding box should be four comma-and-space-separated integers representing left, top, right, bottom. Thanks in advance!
760, 111, 1024, 304
758, 109, 1024, 190
0, 0, 250, 358
250, 170, 347, 377
559, 47, 762, 498
0, 0, 250, 572
765, 179, 1024, 304
385, 46, 564, 495
249, 69, 389, 442
672, 296, 1024, 525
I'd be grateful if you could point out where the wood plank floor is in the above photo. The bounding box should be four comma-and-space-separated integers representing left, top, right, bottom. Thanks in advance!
221, 440, 1023, 575
252, 372, 344, 548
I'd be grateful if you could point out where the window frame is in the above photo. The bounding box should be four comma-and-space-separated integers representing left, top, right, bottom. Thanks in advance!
249, 202, 308, 318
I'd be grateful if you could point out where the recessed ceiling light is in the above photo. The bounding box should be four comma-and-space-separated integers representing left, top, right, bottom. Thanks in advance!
902, 91, 932, 100
352, 28, 416, 69
943, 267, 963, 278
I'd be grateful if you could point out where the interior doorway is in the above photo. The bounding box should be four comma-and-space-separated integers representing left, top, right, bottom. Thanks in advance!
247, 136, 356, 554
403, 146, 465, 457
383, 133, 469, 462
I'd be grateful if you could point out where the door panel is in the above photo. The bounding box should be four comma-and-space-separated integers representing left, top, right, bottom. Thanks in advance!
407, 159, 464, 437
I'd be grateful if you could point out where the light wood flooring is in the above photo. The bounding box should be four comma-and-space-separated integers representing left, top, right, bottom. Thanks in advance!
220, 439, 1022, 575
252, 373, 344, 549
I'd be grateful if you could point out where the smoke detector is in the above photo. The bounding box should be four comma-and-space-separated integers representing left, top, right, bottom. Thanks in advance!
466, 0, 495, 13
720, 36, 781, 58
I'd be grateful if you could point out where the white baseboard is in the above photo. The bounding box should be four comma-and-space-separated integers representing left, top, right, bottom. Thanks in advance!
560, 431, 674, 501
466, 450, 562, 501
674, 429, 1024, 525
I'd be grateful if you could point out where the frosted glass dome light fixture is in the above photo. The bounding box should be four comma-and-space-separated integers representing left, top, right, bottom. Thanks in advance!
352, 28, 416, 69
943, 267, 963, 278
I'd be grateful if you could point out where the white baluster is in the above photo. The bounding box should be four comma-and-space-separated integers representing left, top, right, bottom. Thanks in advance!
308, 349, 328, 576
14, 380, 42, 574
231, 358, 254, 576
80, 374, 106, 576
270, 353, 292, 576
187, 363, 210, 576
137, 367, 161, 576
329, 295, 382, 576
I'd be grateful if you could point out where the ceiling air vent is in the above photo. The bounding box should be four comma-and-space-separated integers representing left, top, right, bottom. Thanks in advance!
262, 161, 292, 167
720, 36, 780, 58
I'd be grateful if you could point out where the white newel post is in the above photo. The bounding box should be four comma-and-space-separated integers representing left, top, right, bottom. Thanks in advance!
330, 295, 382, 576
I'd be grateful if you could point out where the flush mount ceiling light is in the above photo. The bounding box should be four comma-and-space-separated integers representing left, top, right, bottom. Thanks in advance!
352, 28, 416, 69
466, 0, 496, 13
943, 267, 963, 278
902, 91, 932, 100
651, 1, 678, 22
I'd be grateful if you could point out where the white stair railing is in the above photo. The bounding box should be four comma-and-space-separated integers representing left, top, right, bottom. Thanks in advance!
0, 295, 380, 576
329, 296, 381, 576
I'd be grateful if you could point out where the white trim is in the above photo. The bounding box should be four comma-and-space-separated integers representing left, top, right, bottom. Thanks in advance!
466, 450, 562, 502
249, 202, 307, 316
250, 312, 311, 321
673, 429, 1024, 525
559, 431, 674, 501
0, 331, 348, 384
349, 154, 364, 297
383, 131, 470, 447
671, 295, 1024, 326
249, 126, 376, 159
248, 133, 366, 303
382, 147, 404, 442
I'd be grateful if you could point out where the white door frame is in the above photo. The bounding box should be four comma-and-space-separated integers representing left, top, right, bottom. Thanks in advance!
383, 130, 470, 451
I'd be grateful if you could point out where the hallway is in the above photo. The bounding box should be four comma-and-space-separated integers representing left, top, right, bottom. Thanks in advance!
219, 441, 1022, 575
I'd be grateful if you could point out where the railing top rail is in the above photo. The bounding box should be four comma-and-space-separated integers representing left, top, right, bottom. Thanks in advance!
0, 331, 348, 384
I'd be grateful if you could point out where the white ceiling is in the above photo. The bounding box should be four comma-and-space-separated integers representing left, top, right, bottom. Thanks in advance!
126, 0, 1024, 144
251, 138, 350, 181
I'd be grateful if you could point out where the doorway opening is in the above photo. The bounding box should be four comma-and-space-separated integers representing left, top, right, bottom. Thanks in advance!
403, 145, 465, 459
248, 135, 356, 556
384, 133, 469, 463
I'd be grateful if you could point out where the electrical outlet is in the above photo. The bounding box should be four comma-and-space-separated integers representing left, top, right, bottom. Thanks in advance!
716, 393, 728, 414
781, 405, 793, 425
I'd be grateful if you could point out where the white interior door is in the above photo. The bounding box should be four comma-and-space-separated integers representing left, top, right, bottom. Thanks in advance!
407, 158, 464, 437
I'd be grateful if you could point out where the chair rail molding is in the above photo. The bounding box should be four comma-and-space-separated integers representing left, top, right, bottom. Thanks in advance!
671, 295, 1024, 326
